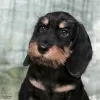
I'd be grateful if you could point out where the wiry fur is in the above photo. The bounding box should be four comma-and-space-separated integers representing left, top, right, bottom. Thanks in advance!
28, 41, 71, 68
19, 11, 92, 100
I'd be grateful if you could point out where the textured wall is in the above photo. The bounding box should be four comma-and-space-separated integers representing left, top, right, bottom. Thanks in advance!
0, 0, 93, 67
0, 0, 100, 100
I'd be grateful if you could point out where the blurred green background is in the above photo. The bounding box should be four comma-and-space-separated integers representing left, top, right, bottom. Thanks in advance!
0, 0, 100, 100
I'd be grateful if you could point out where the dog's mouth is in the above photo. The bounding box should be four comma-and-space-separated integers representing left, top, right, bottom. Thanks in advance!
27, 41, 72, 68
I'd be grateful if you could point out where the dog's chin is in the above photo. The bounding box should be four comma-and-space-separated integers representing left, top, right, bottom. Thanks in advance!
30, 56, 66, 68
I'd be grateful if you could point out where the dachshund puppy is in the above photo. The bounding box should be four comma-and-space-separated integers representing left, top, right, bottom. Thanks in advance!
19, 11, 93, 100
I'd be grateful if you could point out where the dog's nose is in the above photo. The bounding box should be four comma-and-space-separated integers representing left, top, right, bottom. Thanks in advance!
38, 45, 49, 54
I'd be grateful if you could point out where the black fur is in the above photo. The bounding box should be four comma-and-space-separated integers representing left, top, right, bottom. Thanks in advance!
19, 11, 92, 100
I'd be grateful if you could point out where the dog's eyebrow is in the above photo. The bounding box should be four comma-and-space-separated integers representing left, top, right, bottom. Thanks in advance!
59, 20, 74, 28
41, 17, 49, 25
59, 21, 67, 28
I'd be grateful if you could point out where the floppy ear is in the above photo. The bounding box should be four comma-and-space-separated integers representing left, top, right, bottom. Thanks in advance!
66, 23, 93, 77
23, 24, 38, 66
23, 55, 31, 66
23, 19, 40, 66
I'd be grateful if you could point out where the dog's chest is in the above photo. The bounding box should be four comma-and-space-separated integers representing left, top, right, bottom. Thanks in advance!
28, 65, 74, 90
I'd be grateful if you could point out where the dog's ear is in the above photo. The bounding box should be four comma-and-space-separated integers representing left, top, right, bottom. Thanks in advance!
66, 23, 93, 77
23, 55, 31, 66
23, 20, 39, 66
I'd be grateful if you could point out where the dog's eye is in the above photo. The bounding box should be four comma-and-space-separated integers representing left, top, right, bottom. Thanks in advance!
60, 29, 69, 37
39, 26, 47, 33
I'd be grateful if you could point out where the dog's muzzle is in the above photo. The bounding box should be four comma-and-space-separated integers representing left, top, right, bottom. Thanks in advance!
27, 41, 72, 68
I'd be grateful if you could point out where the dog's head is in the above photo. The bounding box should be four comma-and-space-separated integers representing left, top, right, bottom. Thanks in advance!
23, 12, 93, 77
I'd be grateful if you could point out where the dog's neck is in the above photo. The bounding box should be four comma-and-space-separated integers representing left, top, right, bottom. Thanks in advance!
28, 64, 80, 93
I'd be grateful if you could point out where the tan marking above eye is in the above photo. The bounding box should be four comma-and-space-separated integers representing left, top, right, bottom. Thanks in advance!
41, 17, 49, 25
59, 21, 67, 28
